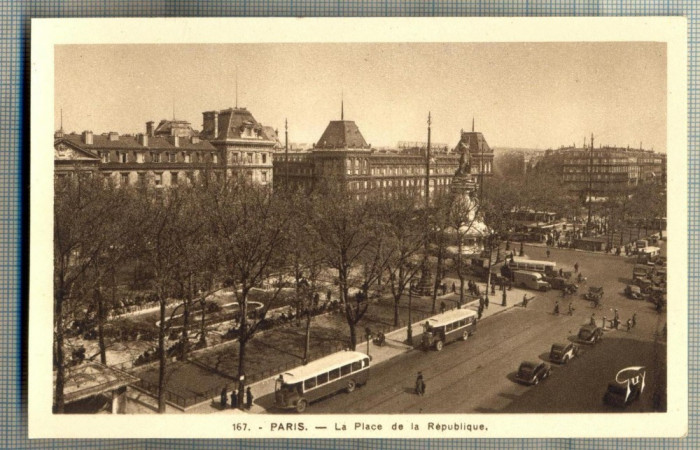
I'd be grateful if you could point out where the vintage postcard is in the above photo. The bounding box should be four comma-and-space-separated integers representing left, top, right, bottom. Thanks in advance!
30, 17, 687, 438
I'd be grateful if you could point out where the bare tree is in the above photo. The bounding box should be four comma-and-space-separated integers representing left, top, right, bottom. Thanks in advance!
206, 178, 289, 406
379, 192, 424, 326
448, 189, 482, 304
53, 176, 132, 412
310, 183, 375, 350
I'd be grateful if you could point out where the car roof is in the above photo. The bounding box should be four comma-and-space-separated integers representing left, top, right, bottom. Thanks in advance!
424, 308, 477, 328
520, 361, 540, 368
551, 342, 570, 349
580, 324, 599, 331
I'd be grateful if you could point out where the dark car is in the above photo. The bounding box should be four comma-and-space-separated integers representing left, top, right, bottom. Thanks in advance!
578, 324, 604, 344
544, 276, 578, 293
515, 361, 551, 385
603, 381, 641, 407
624, 284, 644, 300
549, 342, 580, 364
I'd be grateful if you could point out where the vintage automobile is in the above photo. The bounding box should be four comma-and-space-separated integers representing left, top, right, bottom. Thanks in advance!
549, 342, 580, 364
577, 324, 604, 344
603, 381, 641, 407
543, 276, 578, 293
624, 284, 644, 300
515, 361, 551, 385
584, 286, 604, 306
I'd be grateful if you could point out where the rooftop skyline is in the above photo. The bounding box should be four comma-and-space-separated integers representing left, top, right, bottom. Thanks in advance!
55, 42, 667, 152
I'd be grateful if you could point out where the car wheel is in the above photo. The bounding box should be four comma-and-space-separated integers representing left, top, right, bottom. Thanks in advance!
462, 331, 469, 341
296, 399, 307, 413
346, 379, 356, 393
533, 377, 539, 385
435, 340, 444, 351
563, 355, 569, 364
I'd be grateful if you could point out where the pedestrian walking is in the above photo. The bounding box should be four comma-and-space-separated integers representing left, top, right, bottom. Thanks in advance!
452, 282, 456, 293
491, 283, 496, 295
574, 262, 579, 273
568, 302, 574, 315
553, 301, 560, 315
626, 318, 632, 332
326, 289, 332, 302
245, 387, 253, 410
479, 295, 485, 309
220, 387, 228, 409
590, 314, 596, 326
440, 301, 446, 314
559, 268, 563, 277
546, 249, 551, 258
632, 312, 637, 328
484, 295, 489, 309
602, 316, 607, 329
502, 288, 507, 307
522, 294, 529, 308
415, 372, 426, 396
441, 283, 447, 296
477, 303, 484, 319
231, 389, 238, 409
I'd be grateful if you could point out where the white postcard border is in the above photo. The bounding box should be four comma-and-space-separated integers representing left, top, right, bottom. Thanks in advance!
30, 17, 688, 439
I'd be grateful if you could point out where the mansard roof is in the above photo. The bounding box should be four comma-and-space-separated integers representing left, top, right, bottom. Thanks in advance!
58, 133, 216, 151
201, 107, 276, 143
455, 131, 492, 154
315, 120, 370, 150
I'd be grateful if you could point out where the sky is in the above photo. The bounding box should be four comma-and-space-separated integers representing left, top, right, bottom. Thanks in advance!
55, 42, 667, 151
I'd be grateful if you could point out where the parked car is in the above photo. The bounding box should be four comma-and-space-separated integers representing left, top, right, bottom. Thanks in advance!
624, 284, 644, 300
515, 361, 551, 385
603, 381, 641, 407
577, 324, 604, 344
549, 342, 580, 364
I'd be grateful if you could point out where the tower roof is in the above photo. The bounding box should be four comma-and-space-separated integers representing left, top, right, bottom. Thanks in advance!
315, 120, 370, 149
455, 131, 492, 154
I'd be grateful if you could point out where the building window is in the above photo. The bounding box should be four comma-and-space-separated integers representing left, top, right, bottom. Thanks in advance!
247, 153, 253, 164
212, 153, 218, 164
169, 152, 176, 163
138, 172, 146, 184
136, 152, 144, 163
154, 173, 162, 186
151, 152, 160, 163
184, 153, 191, 163
171, 171, 178, 185
262, 153, 267, 164
261, 171, 267, 182
120, 173, 129, 185
101, 152, 109, 163
246, 171, 253, 181
119, 152, 127, 163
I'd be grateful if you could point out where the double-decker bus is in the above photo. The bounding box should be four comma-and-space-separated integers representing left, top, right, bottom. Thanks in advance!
421, 308, 478, 351
274, 351, 370, 412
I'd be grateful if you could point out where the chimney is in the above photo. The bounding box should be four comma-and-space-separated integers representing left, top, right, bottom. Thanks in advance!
213, 112, 219, 139
82, 130, 93, 145
138, 133, 149, 146
191, 136, 200, 144
108, 131, 119, 142
170, 135, 179, 147
146, 121, 155, 137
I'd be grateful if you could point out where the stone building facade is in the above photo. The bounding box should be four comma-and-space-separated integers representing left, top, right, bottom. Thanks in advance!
273, 118, 494, 198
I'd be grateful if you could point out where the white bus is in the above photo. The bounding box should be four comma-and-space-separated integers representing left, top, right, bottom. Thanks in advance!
506, 257, 557, 276
421, 308, 478, 351
274, 351, 370, 412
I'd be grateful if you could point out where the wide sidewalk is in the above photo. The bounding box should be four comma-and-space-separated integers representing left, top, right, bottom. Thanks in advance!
202, 283, 536, 415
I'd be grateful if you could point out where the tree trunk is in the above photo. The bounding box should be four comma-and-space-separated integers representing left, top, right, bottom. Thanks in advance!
54, 289, 65, 413
347, 305, 357, 350
457, 240, 465, 304
237, 287, 249, 408
199, 299, 207, 346
303, 311, 311, 364
95, 287, 107, 365
431, 249, 444, 314
157, 294, 167, 413
181, 297, 190, 360
393, 292, 401, 327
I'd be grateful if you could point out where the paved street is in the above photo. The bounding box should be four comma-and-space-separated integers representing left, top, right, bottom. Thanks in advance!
255, 242, 666, 414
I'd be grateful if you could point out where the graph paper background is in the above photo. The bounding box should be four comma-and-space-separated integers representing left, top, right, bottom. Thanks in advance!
2, 0, 696, 448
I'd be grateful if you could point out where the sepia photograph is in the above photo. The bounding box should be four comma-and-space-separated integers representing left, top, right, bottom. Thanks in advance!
30, 17, 687, 438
